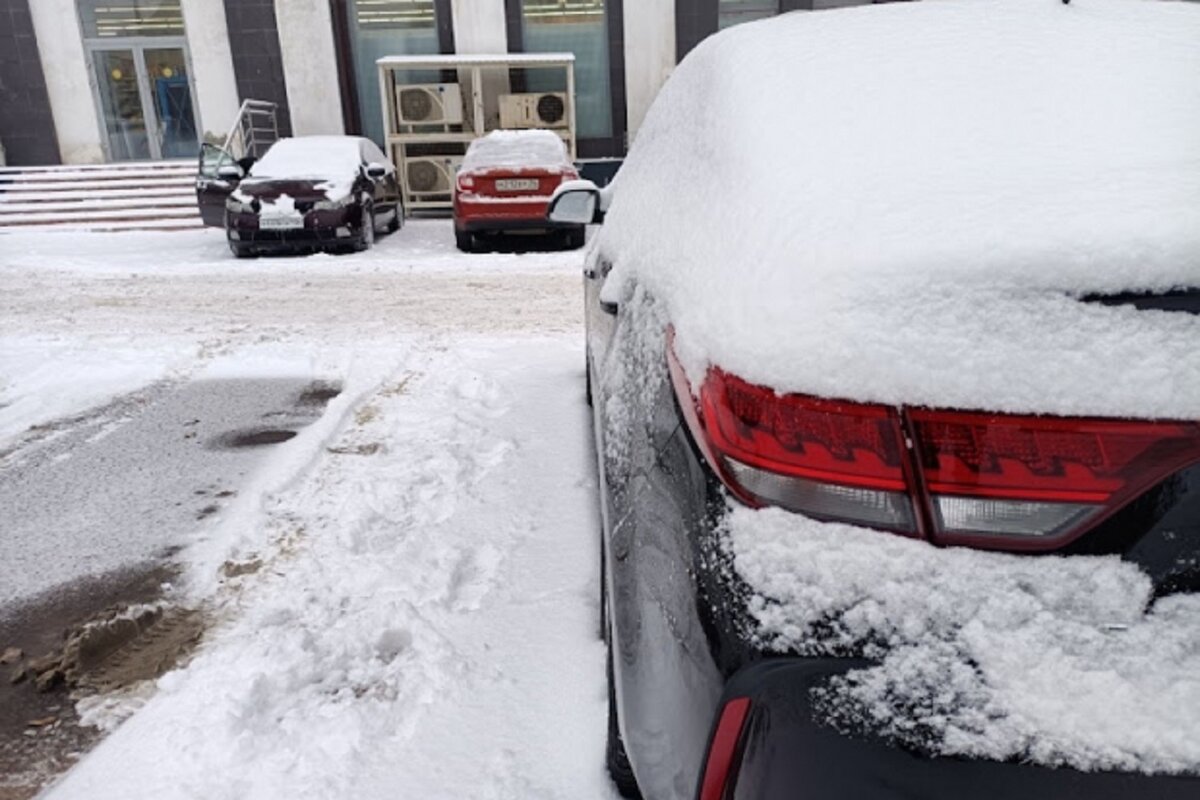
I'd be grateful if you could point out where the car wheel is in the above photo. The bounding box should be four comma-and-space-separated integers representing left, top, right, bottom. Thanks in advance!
229, 242, 252, 259
387, 207, 402, 234
606, 629, 642, 799
565, 226, 586, 250
455, 229, 475, 253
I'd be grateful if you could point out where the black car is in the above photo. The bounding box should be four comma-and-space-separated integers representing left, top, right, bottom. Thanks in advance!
549, 2, 1200, 799
196, 136, 403, 257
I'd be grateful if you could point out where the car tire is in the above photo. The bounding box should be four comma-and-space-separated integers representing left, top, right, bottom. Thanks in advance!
606, 630, 642, 799
455, 229, 475, 253
565, 226, 586, 250
229, 242, 252, 259
387, 206, 402, 234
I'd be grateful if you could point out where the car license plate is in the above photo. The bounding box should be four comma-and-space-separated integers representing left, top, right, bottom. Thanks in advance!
260, 216, 303, 230
495, 178, 539, 192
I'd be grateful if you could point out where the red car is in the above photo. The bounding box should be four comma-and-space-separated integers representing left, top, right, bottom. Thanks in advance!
453, 130, 585, 252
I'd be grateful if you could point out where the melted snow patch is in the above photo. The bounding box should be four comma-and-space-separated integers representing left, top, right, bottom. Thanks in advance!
728, 506, 1200, 774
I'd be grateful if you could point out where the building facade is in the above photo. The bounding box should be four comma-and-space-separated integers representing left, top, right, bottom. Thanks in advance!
0, 0, 888, 167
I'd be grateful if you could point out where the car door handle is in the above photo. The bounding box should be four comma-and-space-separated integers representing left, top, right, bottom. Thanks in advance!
599, 299, 618, 315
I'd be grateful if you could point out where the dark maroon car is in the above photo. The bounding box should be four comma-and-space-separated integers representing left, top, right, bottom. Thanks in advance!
196, 136, 403, 258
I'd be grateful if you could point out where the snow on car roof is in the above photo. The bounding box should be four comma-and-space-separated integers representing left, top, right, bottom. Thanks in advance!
249, 136, 363, 180
602, 0, 1200, 419
462, 130, 572, 173
730, 505, 1200, 775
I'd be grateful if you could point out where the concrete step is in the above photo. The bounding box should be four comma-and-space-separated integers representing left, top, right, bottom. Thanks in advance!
0, 205, 201, 226
0, 195, 199, 214
0, 218, 205, 233
1, 176, 196, 193
0, 160, 204, 232
0, 186, 190, 203
0, 159, 194, 176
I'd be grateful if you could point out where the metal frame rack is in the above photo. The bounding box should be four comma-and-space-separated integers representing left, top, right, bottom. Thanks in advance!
376, 53, 576, 214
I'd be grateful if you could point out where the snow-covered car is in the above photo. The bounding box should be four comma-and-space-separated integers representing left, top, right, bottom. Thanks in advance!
453, 130, 585, 252
550, 2, 1200, 799
196, 136, 403, 257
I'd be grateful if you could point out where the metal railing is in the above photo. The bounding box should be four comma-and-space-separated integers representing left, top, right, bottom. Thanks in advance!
221, 99, 280, 161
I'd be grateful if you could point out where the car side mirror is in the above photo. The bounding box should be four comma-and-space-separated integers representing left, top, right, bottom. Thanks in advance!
366, 163, 388, 179
217, 164, 244, 181
548, 180, 606, 225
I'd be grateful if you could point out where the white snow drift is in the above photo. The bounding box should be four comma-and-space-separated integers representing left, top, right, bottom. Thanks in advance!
602, 0, 1200, 419
730, 507, 1200, 774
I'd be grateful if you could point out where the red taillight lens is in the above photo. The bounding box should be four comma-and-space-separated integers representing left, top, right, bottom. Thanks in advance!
699, 697, 752, 800
696, 369, 917, 532
912, 411, 1200, 541
670, 337, 1200, 548
703, 371, 905, 491
456, 173, 475, 191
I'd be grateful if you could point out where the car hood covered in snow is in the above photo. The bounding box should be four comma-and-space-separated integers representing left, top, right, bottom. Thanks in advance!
601, 0, 1200, 419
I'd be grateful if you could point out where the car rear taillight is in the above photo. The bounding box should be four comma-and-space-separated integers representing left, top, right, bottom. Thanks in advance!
456, 173, 475, 191
699, 697, 752, 800
912, 411, 1200, 542
699, 369, 917, 532
669, 338, 1200, 549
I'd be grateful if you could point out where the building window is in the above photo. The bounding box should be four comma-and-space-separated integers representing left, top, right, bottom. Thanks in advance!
517, 0, 613, 141
718, 0, 779, 30
349, 0, 449, 145
77, 0, 185, 39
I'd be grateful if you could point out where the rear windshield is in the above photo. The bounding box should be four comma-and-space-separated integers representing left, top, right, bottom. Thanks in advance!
462, 130, 570, 172
250, 138, 361, 180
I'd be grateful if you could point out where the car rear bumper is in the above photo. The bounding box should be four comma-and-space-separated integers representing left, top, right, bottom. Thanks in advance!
711, 658, 1200, 800
454, 195, 572, 234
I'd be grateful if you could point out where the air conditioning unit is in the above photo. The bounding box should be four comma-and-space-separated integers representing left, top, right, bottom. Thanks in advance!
395, 84, 464, 125
405, 156, 462, 195
499, 92, 569, 130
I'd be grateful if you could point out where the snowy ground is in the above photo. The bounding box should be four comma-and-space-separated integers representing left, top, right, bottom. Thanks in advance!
0, 222, 619, 798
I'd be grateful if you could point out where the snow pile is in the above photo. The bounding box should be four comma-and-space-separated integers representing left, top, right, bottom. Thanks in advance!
602, 0, 1200, 419
728, 506, 1200, 774
248, 136, 363, 180
40, 339, 612, 800
462, 130, 573, 173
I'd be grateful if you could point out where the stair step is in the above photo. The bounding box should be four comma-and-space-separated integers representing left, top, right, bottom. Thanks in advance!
0, 176, 196, 193
0, 195, 198, 214
0, 159, 207, 233
0, 159, 194, 175
1, 167, 196, 184
0, 218, 205, 232
0, 205, 201, 226
0, 186, 191, 203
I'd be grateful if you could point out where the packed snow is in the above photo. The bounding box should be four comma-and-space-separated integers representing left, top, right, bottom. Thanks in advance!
462, 130, 574, 173
1, 222, 619, 798
248, 136, 365, 181
602, 0, 1200, 419
728, 506, 1200, 774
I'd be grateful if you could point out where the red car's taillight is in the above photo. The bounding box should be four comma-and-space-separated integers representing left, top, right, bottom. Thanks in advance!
669, 339, 1200, 549
456, 173, 475, 192
699, 697, 752, 800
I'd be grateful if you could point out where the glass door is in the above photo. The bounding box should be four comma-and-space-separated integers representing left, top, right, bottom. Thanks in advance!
92, 48, 152, 160
142, 47, 198, 158
88, 42, 199, 161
